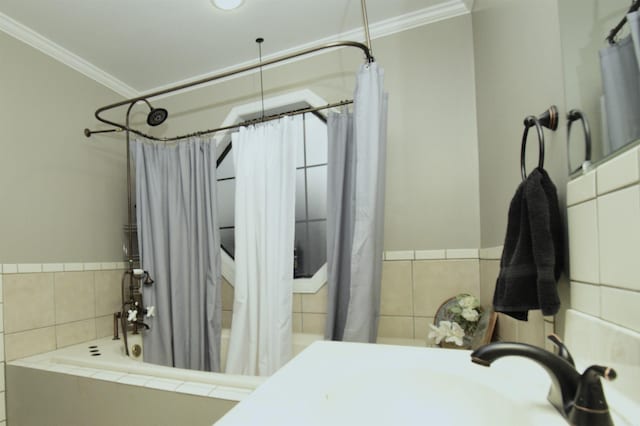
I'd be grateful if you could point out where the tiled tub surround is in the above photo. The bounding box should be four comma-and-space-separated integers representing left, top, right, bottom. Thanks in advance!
0, 250, 555, 426
6, 336, 257, 426
7, 326, 421, 425
0, 261, 127, 426
222, 249, 485, 345
3, 249, 553, 361
224, 247, 553, 348
1, 263, 127, 362
0, 273, 4, 426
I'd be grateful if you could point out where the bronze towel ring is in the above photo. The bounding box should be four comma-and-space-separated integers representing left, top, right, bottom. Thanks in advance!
520, 105, 558, 180
521, 117, 545, 180
566, 109, 592, 174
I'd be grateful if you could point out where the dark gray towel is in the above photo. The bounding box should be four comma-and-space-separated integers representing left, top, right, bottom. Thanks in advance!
493, 167, 563, 320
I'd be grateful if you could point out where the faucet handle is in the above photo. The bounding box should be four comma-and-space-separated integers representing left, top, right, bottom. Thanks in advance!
547, 334, 575, 367
127, 309, 138, 322
569, 365, 617, 426
145, 306, 155, 318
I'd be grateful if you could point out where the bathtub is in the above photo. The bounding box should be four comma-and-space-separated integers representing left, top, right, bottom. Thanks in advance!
9, 328, 324, 392
7, 329, 427, 425
6, 329, 328, 426
119, 328, 324, 373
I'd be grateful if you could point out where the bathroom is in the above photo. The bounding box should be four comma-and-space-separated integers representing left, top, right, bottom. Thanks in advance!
0, 0, 639, 424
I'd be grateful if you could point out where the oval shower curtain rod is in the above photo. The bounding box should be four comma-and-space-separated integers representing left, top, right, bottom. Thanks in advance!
607, 0, 640, 44
85, 40, 373, 141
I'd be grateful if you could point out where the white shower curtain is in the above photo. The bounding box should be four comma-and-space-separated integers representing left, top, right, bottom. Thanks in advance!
325, 62, 388, 343
225, 115, 300, 376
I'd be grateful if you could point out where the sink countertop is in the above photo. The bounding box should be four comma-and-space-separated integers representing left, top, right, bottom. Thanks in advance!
215, 341, 566, 426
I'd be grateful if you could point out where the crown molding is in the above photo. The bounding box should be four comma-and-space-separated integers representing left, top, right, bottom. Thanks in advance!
365, 0, 469, 39
149, 0, 469, 99
0, 11, 138, 98
463, 0, 475, 13
0, 1, 468, 100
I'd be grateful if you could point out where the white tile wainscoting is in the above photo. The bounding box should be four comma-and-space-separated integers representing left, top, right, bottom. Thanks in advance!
0, 261, 128, 426
567, 145, 640, 333
565, 144, 640, 418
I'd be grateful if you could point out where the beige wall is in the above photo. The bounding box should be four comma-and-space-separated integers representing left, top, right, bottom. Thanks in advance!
472, 0, 570, 340
473, 0, 568, 247
150, 16, 481, 251
0, 0, 594, 355
0, 31, 126, 263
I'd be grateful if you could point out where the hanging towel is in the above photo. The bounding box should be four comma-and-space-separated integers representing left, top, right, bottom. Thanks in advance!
493, 167, 563, 320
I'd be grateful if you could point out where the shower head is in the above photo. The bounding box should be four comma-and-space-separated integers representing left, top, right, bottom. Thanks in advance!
146, 107, 168, 126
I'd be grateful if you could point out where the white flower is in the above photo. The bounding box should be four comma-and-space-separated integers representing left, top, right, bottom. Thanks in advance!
444, 322, 465, 346
458, 295, 479, 310
461, 307, 480, 322
428, 321, 453, 344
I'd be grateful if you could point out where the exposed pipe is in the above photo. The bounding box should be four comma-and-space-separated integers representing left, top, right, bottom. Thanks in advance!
121, 271, 131, 356
360, 0, 373, 57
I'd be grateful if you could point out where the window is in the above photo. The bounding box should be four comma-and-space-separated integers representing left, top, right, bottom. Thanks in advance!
216, 107, 328, 280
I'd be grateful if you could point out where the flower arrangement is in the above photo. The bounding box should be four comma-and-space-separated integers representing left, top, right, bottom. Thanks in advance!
428, 294, 483, 348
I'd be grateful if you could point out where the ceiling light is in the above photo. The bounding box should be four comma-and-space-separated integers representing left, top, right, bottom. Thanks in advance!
212, 0, 244, 10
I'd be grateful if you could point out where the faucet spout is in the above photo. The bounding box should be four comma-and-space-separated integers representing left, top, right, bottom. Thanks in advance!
134, 321, 151, 330
471, 342, 580, 416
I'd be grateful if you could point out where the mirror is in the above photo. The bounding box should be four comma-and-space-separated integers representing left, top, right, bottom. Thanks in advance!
558, 0, 640, 174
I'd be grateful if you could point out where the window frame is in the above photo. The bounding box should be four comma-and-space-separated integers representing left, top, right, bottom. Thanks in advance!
215, 89, 329, 294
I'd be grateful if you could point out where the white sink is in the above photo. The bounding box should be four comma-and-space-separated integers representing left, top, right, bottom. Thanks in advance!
216, 341, 566, 425
318, 367, 543, 425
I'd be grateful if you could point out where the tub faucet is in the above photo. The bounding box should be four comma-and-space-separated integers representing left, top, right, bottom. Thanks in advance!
133, 321, 150, 330
471, 340, 617, 426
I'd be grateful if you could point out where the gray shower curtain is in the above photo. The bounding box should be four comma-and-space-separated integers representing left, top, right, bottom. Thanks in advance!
324, 110, 356, 341
133, 137, 222, 372
600, 11, 640, 154
325, 62, 388, 343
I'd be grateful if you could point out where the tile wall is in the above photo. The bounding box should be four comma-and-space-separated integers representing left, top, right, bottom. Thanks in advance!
0, 262, 126, 425
567, 146, 640, 334
2, 250, 552, 356
0, 242, 565, 425
478, 248, 554, 350
221, 247, 554, 347
224, 249, 487, 344
0, 272, 4, 425
0, 263, 126, 364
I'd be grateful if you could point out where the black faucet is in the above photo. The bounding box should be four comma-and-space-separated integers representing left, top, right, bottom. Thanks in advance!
133, 321, 151, 330
471, 340, 617, 426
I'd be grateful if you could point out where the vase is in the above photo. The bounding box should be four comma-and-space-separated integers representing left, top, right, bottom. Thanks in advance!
439, 336, 472, 349
439, 341, 464, 349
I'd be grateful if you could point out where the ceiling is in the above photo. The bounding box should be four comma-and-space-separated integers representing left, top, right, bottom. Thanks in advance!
0, 0, 472, 97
